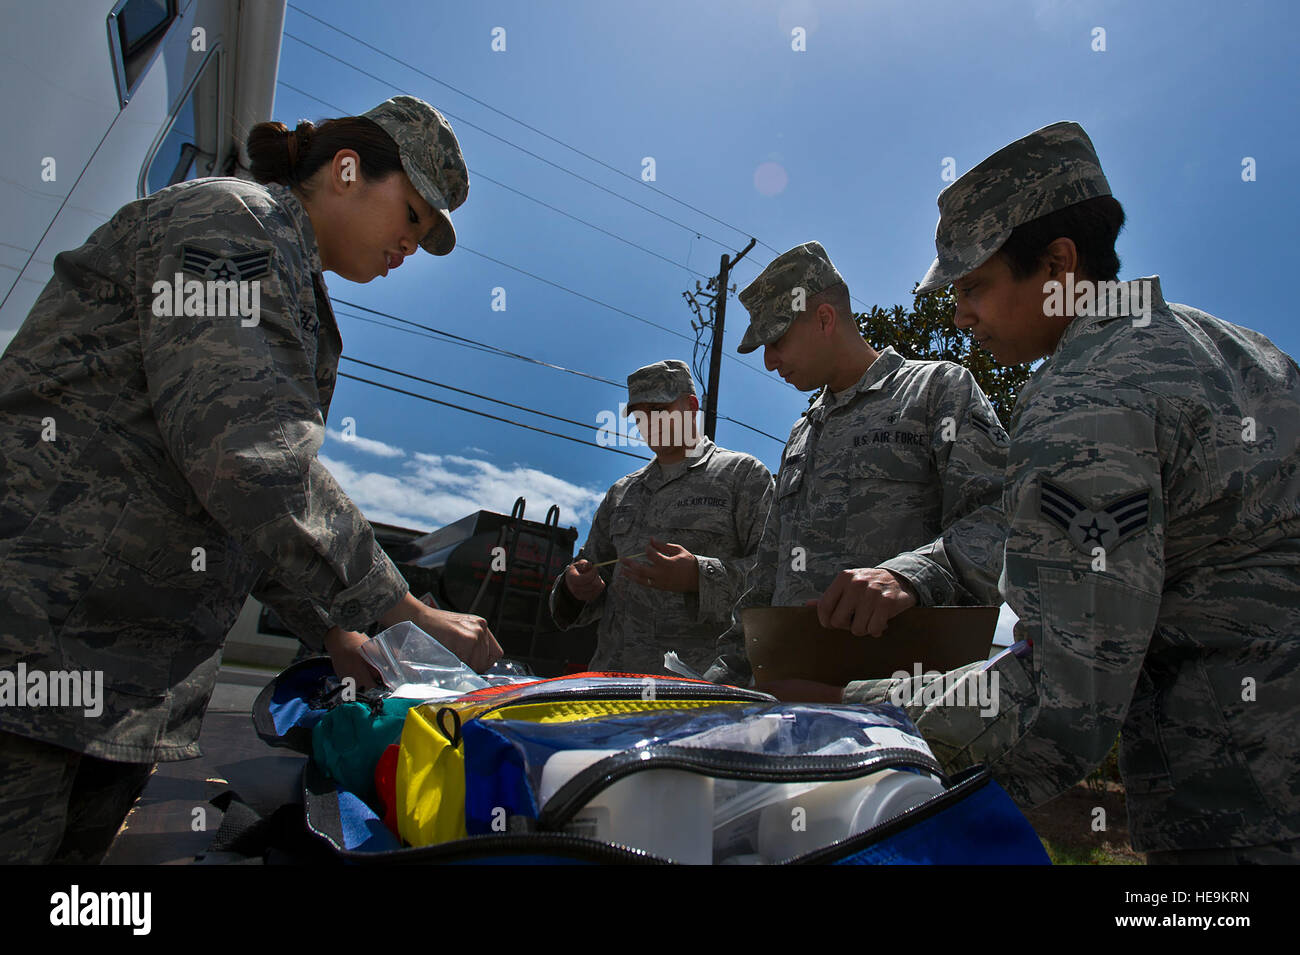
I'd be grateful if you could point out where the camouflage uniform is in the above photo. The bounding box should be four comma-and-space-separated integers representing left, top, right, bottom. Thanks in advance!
713, 243, 1010, 677
0, 95, 467, 772
550, 361, 775, 674
843, 122, 1300, 858
0, 731, 154, 864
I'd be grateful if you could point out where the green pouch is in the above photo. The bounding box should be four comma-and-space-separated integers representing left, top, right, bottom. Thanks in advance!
311, 697, 423, 808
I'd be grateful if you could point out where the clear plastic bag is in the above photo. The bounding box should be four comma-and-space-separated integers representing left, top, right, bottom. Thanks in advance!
358, 621, 532, 698
461, 701, 945, 863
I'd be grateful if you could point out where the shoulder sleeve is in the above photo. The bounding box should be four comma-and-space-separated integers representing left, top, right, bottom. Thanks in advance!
862, 374, 1168, 808
878, 363, 1008, 605
710, 454, 783, 681
692, 455, 775, 623
137, 185, 407, 631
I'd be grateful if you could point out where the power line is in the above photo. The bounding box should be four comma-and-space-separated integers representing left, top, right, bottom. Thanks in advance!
338, 371, 652, 460
279, 34, 744, 253
335, 335, 780, 446
341, 355, 607, 433
721, 415, 785, 443
276, 28, 860, 304
274, 79, 785, 384
286, 3, 781, 257
456, 245, 783, 386
470, 169, 712, 280
333, 298, 621, 386
278, 81, 712, 283
277, 81, 707, 281
272, 79, 795, 430
335, 302, 780, 444
456, 246, 692, 343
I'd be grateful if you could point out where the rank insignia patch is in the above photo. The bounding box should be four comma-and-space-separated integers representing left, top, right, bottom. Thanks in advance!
1039, 479, 1150, 554
180, 246, 272, 282
970, 410, 1010, 448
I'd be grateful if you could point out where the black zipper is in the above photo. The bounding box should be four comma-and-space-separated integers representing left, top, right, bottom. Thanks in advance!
538, 744, 946, 832
783, 765, 992, 865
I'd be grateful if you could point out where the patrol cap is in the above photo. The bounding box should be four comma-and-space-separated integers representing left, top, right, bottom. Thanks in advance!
361, 95, 469, 256
737, 242, 845, 354
916, 121, 1111, 293
627, 359, 696, 407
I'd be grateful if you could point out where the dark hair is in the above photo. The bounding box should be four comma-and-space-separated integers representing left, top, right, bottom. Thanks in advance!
807, 280, 852, 317
997, 195, 1126, 282
246, 116, 403, 192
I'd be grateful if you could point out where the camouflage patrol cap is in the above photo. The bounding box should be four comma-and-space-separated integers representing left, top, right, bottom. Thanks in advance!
736, 242, 845, 354
627, 359, 696, 407
361, 95, 469, 256
916, 121, 1111, 293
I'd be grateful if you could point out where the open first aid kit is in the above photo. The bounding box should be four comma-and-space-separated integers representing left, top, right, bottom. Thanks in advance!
253, 654, 1049, 865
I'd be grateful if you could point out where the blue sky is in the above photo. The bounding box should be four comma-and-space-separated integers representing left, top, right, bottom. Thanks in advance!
278, 0, 1299, 572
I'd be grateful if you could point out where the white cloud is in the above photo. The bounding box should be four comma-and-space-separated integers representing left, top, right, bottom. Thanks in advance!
319, 452, 605, 536
322, 428, 406, 459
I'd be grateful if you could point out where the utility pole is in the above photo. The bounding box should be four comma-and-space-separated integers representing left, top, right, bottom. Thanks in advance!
699, 238, 756, 440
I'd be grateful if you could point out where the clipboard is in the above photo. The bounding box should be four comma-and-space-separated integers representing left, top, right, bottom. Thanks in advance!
743, 605, 1000, 685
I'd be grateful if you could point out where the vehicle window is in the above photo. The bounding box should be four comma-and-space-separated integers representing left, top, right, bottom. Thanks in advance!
144, 56, 221, 194
108, 0, 178, 105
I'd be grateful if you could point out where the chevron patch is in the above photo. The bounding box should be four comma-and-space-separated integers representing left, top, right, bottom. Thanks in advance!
1039, 479, 1150, 554
969, 410, 1010, 448
180, 245, 272, 282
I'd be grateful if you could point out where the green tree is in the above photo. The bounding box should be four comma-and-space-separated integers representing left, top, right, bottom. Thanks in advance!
810, 285, 1031, 426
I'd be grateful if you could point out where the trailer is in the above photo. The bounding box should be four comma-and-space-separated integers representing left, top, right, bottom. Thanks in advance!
1, 0, 285, 350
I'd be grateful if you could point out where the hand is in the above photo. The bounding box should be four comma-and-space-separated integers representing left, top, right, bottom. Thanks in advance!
377, 593, 504, 673
565, 558, 606, 601
620, 537, 699, 593
755, 678, 846, 703
323, 627, 381, 691
809, 568, 918, 637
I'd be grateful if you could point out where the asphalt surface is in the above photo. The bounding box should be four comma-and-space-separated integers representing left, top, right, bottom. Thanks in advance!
103, 664, 306, 865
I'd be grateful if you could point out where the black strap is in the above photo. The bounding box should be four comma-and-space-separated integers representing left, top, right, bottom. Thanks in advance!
198, 789, 339, 865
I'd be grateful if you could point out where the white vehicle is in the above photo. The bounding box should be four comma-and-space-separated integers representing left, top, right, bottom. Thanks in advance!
0, 0, 285, 357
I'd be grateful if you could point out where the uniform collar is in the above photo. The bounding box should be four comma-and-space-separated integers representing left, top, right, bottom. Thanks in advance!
1051, 275, 1167, 356
267, 182, 323, 274
685, 435, 717, 469
809, 346, 904, 419
642, 436, 716, 489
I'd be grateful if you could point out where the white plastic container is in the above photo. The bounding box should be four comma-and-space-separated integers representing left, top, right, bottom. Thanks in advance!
755, 769, 945, 862
538, 749, 714, 864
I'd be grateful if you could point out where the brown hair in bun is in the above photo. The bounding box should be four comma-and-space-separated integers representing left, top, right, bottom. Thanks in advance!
246, 116, 402, 193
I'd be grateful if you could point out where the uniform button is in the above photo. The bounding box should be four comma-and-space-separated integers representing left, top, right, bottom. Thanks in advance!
341, 599, 361, 618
